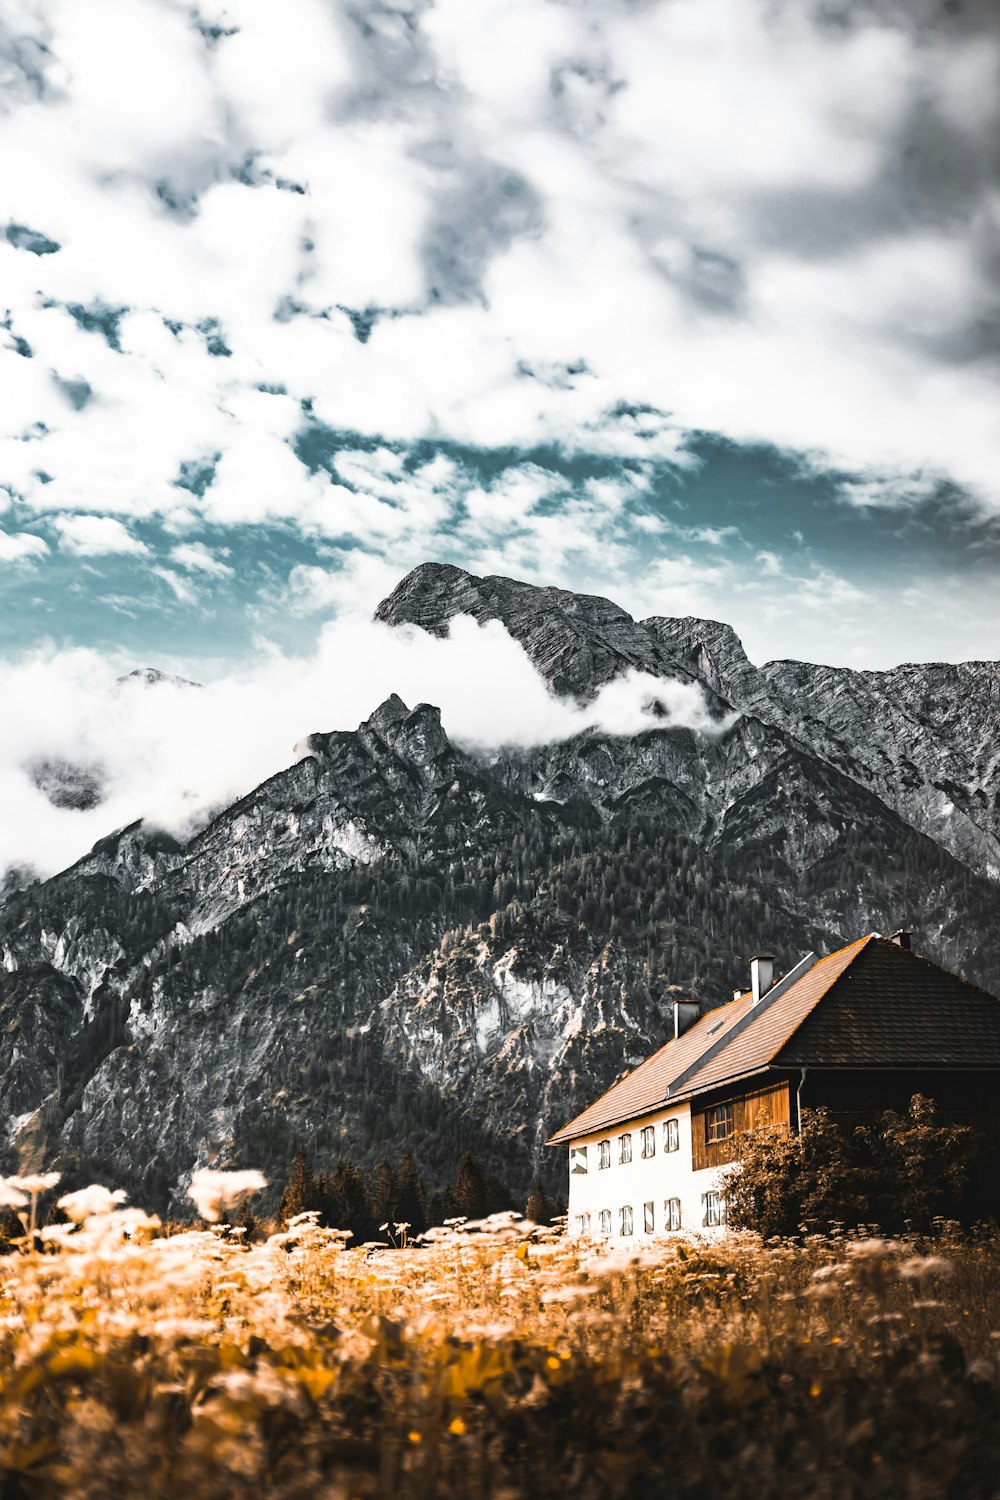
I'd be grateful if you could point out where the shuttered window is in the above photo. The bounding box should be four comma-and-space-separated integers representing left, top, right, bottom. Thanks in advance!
618, 1133, 633, 1165
598, 1139, 611, 1170
619, 1205, 634, 1236
663, 1117, 680, 1152
640, 1125, 655, 1158
665, 1197, 682, 1230
702, 1191, 725, 1228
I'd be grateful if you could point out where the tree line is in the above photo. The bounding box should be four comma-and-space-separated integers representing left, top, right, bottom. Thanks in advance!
276, 1146, 558, 1243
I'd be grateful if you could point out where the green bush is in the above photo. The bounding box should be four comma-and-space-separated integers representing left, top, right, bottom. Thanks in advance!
725, 1095, 991, 1237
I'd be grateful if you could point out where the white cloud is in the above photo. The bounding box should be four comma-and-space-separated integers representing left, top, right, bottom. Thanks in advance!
0, 612, 727, 882
169, 541, 234, 577
0, 0, 995, 544
151, 567, 199, 605
0, 531, 49, 564
51, 514, 149, 556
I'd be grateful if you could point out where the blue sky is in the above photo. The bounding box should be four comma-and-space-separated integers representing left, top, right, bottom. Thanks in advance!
2, 0, 999, 675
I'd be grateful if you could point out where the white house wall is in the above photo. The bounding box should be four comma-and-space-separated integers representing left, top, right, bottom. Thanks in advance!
564, 1102, 728, 1239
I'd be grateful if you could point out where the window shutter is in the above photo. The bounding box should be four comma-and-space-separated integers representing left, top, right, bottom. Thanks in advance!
701, 1192, 709, 1228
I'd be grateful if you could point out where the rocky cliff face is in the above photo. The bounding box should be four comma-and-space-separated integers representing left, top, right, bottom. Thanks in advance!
2, 562, 999, 1212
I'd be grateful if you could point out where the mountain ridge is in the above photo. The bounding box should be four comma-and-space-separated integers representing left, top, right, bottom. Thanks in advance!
1, 562, 998, 1213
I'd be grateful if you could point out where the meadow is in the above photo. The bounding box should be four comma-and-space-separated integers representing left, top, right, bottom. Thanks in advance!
0, 1177, 997, 1499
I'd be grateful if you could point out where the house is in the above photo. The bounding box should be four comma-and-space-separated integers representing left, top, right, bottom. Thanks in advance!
548, 932, 1000, 1238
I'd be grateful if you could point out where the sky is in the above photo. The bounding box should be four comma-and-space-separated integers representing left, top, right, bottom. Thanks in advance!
0, 0, 999, 876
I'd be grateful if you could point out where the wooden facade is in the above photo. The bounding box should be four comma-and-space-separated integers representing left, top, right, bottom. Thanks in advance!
691, 1078, 792, 1170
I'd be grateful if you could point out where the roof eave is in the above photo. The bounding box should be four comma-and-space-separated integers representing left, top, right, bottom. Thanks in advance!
546, 1063, 786, 1144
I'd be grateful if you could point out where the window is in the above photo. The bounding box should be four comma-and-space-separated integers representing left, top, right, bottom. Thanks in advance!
640, 1125, 655, 1159
702, 1191, 726, 1228
575, 1212, 591, 1236
663, 1117, 680, 1153
665, 1197, 682, 1231
598, 1209, 612, 1237
705, 1103, 734, 1144
598, 1139, 611, 1170
619, 1205, 634, 1236
570, 1145, 588, 1175
618, 1132, 633, 1165
643, 1201, 655, 1234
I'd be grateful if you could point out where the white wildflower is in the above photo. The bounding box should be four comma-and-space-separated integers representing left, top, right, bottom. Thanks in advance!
0, 1180, 28, 1209
57, 1185, 128, 1223
8, 1172, 61, 1195
897, 1255, 953, 1282
187, 1168, 267, 1222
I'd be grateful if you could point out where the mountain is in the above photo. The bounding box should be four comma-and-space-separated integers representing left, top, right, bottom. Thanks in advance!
1, 562, 998, 1214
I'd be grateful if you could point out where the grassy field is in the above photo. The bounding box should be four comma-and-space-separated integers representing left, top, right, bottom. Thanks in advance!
0, 1194, 998, 1499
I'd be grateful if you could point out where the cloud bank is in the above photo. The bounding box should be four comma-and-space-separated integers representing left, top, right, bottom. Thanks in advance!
0, 0, 997, 547
0, 614, 725, 883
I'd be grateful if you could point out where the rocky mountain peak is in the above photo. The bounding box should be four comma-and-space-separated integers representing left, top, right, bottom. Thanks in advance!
643, 615, 761, 706
362, 697, 451, 768
376, 562, 716, 704
364, 693, 412, 737
114, 667, 201, 690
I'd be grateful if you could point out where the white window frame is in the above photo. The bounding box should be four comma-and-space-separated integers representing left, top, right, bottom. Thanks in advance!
570, 1145, 588, 1175
640, 1125, 655, 1159
598, 1209, 612, 1237
665, 1197, 682, 1231
619, 1204, 634, 1236
618, 1132, 633, 1165
575, 1212, 591, 1236
663, 1117, 680, 1152
643, 1200, 655, 1234
702, 1190, 726, 1228
598, 1138, 611, 1170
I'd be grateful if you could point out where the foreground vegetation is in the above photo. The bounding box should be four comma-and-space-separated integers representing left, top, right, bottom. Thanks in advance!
0, 1183, 997, 1498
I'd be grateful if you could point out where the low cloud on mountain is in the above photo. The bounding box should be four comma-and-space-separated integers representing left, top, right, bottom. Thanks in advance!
0, 610, 726, 882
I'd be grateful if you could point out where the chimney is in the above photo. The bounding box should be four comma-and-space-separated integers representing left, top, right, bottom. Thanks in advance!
890, 930, 912, 951
732, 988, 742, 1002
672, 997, 701, 1039
750, 954, 775, 1006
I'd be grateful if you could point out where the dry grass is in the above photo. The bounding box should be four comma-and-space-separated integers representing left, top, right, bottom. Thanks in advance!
0, 1198, 998, 1499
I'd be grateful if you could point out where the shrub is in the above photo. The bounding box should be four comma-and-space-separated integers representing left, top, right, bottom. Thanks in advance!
725, 1095, 988, 1236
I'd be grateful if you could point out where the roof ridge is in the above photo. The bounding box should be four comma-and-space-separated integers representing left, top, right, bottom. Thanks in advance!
667, 933, 876, 1100
868, 934, 1000, 1003
663, 947, 820, 1099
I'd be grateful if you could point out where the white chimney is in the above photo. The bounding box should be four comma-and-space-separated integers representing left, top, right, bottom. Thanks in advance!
750, 954, 775, 1006
672, 997, 701, 1039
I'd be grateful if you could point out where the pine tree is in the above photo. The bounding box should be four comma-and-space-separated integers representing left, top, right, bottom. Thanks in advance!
394, 1152, 427, 1236
426, 1185, 455, 1228
485, 1172, 514, 1214
370, 1159, 397, 1229
328, 1161, 373, 1244
453, 1152, 489, 1219
524, 1182, 552, 1225
281, 1147, 315, 1224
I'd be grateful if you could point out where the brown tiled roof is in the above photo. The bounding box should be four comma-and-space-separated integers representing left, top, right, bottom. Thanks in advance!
777, 938, 1000, 1069
547, 934, 1000, 1145
664, 936, 871, 1102
546, 988, 758, 1145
